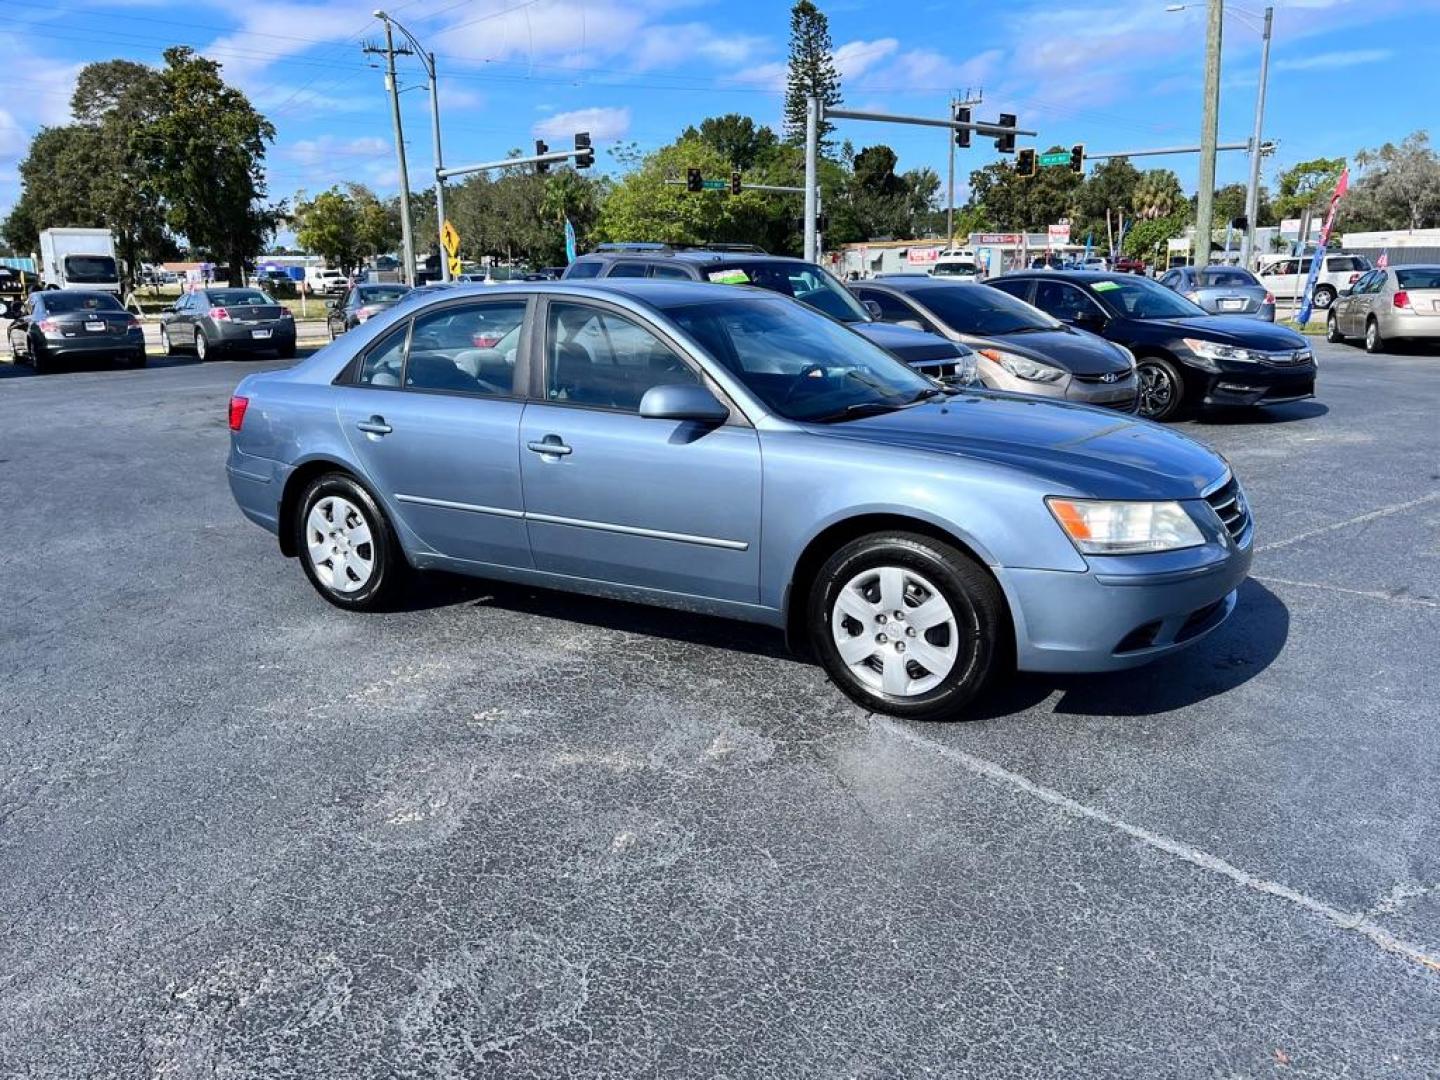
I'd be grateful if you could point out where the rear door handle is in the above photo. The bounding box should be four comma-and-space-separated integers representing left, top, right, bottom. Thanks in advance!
527, 437, 572, 457
357, 416, 392, 435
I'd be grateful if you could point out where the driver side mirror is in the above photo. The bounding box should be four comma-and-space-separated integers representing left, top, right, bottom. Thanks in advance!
861, 299, 883, 320
1067, 309, 1106, 330
638, 384, 729, 423
1338, 287, 1352, 298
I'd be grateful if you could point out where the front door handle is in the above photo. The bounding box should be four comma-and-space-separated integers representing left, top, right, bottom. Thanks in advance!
527, 436, 572, 457
357, 415, 392, 435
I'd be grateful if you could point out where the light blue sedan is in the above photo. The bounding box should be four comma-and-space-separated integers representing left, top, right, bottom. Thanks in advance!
227, 281, 1253, 720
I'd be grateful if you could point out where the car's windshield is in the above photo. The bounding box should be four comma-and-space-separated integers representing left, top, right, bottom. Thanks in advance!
358, 285, 410, 302
662, 296, 937, 423
707, 260, 871, 323
1092, 276, 1208, 319
910, 284, 1060, 335
43, 292, 125, 313
62, 255, 118, 283
208, 289, 271, 306
1395, 267, 1440, 289
1197, 268, 1259, 288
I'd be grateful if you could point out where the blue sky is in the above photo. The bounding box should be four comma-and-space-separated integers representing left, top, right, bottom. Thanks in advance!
3, 0, 1436, 224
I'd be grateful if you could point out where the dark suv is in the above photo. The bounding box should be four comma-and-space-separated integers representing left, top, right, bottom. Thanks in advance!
563, 246, 975, 382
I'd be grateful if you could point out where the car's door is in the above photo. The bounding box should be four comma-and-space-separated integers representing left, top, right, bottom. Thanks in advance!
329, 289, 351, 335
1338, 271, 1371, 334
170, 293, 199, 344
332, 295, 533, 568
518, 297, 762, 604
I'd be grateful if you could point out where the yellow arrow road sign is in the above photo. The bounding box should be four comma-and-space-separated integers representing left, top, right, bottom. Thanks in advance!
448, 255, 463, 278
441, 220, 460, 258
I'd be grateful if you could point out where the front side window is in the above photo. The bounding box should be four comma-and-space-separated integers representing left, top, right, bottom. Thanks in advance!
406, 300, 525, 395
986, 278, 1032, 303
911, 284, 1060, 335
546, 303, 698, 411
358, 324, 408, 387
855, 288, 919, 323
661, 295, 935, 423
1033, 281, 1106, 322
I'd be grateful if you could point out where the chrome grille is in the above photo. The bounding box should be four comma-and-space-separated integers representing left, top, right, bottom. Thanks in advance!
1205, 476, 1250, 541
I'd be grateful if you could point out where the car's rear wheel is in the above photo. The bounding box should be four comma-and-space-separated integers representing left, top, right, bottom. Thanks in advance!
1135, 357, 1184, 421
808, 532, 1005, 721
127, 348, 147, 368
295, 473, 408, 611
1313, 286, 1336, 310
277, 339, 296, 359
1325, 310, 1343, 343
195, 330, 212, 361
160, 325, 178, 356
1365, 317, 1385, 354
29, 336, 47, 374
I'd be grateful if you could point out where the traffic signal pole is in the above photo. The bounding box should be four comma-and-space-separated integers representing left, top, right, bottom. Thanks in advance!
803, 96, 819, 262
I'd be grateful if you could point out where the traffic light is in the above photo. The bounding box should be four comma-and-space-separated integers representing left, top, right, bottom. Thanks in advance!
574, 131, 593, 170
1016, 148, 1036, 178
953, 105, 971, 149
686, 167, 703, 193
1069, 144, 1085, 174
994, 113, 1016, 154
731, 171, 742, 196
535, 139, 550, 174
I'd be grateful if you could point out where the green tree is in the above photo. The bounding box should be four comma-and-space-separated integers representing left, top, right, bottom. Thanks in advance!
782, 0, 842, 153
2, 127, 108, 252
680, 114, 780, 172
292, 185, 397, 272
964, 149, 1084, 231
1131, 169, 1184, 220
1273, 156, 1345, 221
1346, 132, 1440, 231
144, 47, 277, 284
1072, 157, 1141, 246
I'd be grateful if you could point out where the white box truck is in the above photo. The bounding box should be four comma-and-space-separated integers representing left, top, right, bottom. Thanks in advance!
38, 228, 122, 293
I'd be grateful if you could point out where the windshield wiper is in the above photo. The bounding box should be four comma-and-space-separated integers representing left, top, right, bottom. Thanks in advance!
807, 401, 904, 423
907, 386, 949, 403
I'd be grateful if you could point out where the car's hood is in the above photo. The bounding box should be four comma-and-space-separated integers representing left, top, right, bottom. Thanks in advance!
1146, 315, 1306, 348
850, 320, 971, 362
958, 326, 1130, 375
806, 392, 1228, 500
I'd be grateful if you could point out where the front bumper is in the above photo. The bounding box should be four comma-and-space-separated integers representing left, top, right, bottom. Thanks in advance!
1190, 356, 1317, 408
978, 359, 1138, 411
998, 526, 1253, 674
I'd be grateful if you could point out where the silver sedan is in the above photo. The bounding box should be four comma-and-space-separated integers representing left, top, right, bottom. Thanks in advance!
1327, 264, 1440, 353
1159, 266, 1275, 321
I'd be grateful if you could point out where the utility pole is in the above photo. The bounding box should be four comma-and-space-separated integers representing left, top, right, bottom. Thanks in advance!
803, 95, 819, 262
945, 90, 983, 250
364, 26, 416, 285
1195, 0, 1224, 268
1241, 5, 1274, 269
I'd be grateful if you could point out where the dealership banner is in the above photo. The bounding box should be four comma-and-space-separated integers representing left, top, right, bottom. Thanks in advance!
1297, 168, 1350, 324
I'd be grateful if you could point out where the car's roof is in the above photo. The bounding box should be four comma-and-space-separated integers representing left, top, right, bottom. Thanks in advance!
575, 250, 806, 266
863, 277, 961, 292
39, 288, 121, 298
393, 278, 779, 309
1003, 270, 1145, 285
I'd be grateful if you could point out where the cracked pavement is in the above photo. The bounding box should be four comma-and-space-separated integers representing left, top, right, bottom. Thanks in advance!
1, 341, 1438, 1077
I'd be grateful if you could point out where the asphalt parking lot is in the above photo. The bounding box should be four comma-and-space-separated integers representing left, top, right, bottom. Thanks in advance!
2, 341, 1437, 1077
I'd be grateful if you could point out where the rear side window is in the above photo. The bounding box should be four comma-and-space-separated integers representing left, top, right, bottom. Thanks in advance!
406, 300, 525, 395
565, 261, 603, 279
987, 279, 1031, 302
606, 262, 650, 278
650, 264, 693, 280
1327, 255, 1370, 272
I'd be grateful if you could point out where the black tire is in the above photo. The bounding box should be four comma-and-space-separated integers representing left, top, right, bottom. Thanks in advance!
277, 339, 297, 359
294, 472, 409, 611
808, 532, 1006, 721
128, 348, 148, 368
1365, 317, 1385, 354
1325, 311, 1343, 343
29, 336, 47, 374
1313, 286, 1336, 310
1135, 356, 1185, 421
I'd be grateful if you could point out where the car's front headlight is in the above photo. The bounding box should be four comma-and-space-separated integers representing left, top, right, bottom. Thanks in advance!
979, 347, 1066, 383
1182, 337, 1265, 364
1047, 498, 1206, 554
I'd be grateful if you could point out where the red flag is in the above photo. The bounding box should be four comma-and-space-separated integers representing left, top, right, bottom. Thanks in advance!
1377, 250, 1389, 269
1334, 167, 1349, 201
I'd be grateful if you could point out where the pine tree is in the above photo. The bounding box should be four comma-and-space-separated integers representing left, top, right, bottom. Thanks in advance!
782, 1, 842, 153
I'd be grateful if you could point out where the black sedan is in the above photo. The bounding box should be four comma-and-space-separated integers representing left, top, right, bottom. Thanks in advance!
326, 283, 412, 338
851, 277, 1137, 410
160, 288, 296, 360
988, 271, 1315, 421
7, 290, 145, 373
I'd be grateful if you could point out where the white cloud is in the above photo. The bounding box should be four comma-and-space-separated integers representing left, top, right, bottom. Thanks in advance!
202, 0, 366, 84
533, 106, 631, 142
1275, 49, 1393, 71
833, 38, 899, 81
283, 134, 391, 170
730, 61, 786, 91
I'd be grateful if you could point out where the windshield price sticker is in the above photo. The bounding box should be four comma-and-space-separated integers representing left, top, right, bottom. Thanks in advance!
1092, 281, 1121, 292
708, 269, 750, 284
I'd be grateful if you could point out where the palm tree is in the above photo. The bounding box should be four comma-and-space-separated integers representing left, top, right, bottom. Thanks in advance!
1132, 170, 1183, 220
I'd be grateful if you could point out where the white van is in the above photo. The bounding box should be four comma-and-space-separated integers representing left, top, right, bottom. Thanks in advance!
931, 249, 982, 280
1257, 251, 1372, 309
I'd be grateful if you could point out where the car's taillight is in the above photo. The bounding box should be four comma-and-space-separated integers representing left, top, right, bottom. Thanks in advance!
209, 306, 230, 321
38, 318, 59, 332
1263, 291, 1275, 305
228, 395, 249, 431
1393, 290, 1410, 309
280, 307, 293, 320
126, 316, 142, 329
1349, 272, 1361, 283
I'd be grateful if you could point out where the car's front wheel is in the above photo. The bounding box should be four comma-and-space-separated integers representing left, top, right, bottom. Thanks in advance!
808, 532, 1005, 721
1135, 356, 1185, 421
295, 473, 408, 611
1313, 286, 1336, 310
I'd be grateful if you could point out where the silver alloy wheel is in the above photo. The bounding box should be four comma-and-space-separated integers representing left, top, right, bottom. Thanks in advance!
1326, 311, 1340, 341
305, 495, 375, 593
830, 566, 959, 697
1366, 320, 1379, 351
1314, 288, 1334, 309
1137, 363, 1173, 416
195, 331, 208, 360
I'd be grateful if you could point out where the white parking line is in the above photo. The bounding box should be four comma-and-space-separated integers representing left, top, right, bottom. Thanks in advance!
877, 717, 1440, 975
1254, 576, 1440, 609
1255, 492, 1440, 552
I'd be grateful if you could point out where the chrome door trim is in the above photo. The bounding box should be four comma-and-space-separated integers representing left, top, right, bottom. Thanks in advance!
525, 511, 750, 551
395, 493, 524, 519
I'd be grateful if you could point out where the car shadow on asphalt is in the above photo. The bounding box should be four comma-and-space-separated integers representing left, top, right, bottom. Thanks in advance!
0, 356, 202, 378
970, 579, 1289, 720
1190, 401, 1329, 426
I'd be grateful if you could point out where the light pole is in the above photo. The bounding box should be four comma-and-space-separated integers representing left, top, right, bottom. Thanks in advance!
373, 10, 450, 281
1168, 3, 1273, 268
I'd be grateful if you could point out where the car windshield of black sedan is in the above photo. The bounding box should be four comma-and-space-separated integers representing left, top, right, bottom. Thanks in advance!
912, 284, 1061, 335
1093, 276, 1207, 319
663, 296, 936, 423
209, 289, 270, 306
711, 260, 871, 324
42, 292, 125, 313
